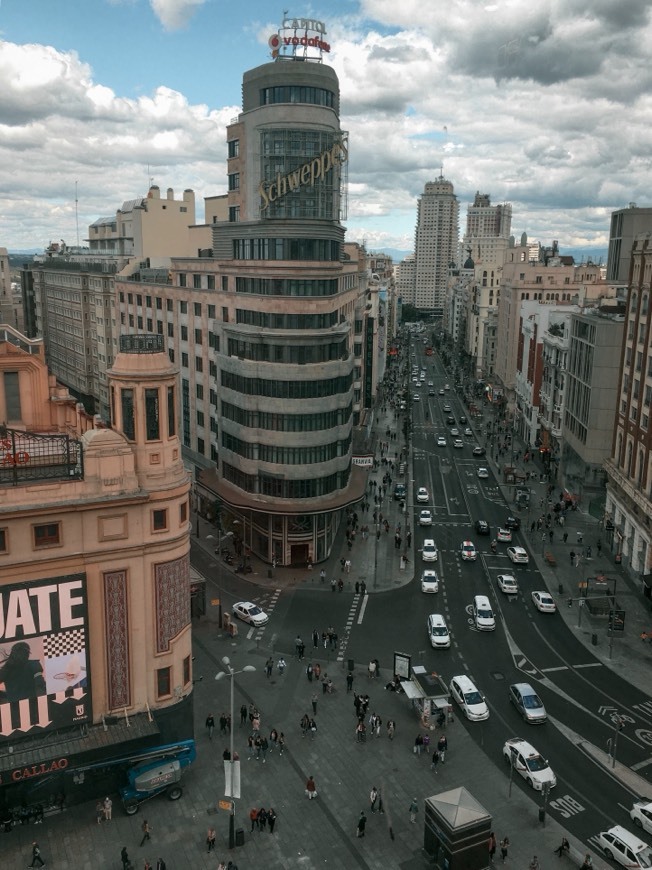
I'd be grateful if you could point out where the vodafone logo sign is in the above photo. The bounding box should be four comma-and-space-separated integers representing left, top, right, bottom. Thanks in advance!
269, 17, 331, 57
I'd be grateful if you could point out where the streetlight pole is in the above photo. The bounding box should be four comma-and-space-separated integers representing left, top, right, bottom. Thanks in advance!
215, 657, 256, 849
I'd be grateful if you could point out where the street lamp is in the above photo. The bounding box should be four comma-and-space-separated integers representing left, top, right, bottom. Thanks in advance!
215, 657, 256, 849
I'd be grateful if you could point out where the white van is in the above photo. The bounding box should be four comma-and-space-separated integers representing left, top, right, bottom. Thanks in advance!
473, 595, 496, 631
598, 825, 652, 868
427, 613, 451, 649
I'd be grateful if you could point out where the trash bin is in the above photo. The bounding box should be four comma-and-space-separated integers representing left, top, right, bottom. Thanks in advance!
538, 808, 546, 823
235, 828, 245, 847
591, 633, 598, 646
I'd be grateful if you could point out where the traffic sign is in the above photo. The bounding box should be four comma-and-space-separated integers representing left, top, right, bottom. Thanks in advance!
219, 799, 232, 811
608, 609, 625, 633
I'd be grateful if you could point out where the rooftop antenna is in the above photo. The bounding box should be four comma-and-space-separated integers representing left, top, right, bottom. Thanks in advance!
75, 180, 80, 248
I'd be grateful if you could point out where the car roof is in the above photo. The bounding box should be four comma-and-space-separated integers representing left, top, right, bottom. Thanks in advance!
451, 674, 478, 691
424, 538, 435, 545
510, 546, 526, 553
505, 737, 538, 754
428, 613, 446, 624
462, 540, 475, 546
510, 681, 536, 694
601, 826, 649, 850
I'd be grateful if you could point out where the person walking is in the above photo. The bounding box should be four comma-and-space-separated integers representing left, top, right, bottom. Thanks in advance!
356, 811, 367, 838
437, 733, 448, 763
305, 775, 318, 799
530, 857, 540, 870
265, 657, 274, 678
306, 662, 313, 682
207, 826, 216, 852
249, 807, 259, 832
140, 819, 152, 847
569, 550, 576, 565
409, 798, 419, 823
346, 672, 354, 693
277, 656, 286, 675
268, 807, 277, 833
555, 837, 570, 857
96, 800, 104, 824
500, 836, 510, 862
430, 748, 440, 772
156, 859, 166, 870
488, 831, 497, 864
311, 693, 318, 716
240, 703, 248, 726
121, 846, 130, 869
370, 786, 378, 813
103, 795, 113, 820
205, 713, 215, 740
387, 719, 396, 740
28, 841, 45, 868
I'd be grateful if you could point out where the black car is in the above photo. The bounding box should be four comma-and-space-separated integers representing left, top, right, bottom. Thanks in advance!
472, 446, 486, 457
459, 415, 468, 424
475, 520, 490, 536
393, 484, 407, 501
446, 416, 456, 425
504, 516, 521, 530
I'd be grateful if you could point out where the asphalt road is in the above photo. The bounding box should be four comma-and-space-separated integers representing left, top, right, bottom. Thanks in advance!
189, 344, 652, 864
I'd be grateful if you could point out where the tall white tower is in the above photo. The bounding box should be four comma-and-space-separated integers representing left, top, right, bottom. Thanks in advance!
413, 176, 459, 316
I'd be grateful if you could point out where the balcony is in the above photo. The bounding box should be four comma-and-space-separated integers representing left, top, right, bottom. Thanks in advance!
604, 458, 651, 518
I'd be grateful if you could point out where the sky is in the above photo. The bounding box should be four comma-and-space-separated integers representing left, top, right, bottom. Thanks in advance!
1, 0, 651, 256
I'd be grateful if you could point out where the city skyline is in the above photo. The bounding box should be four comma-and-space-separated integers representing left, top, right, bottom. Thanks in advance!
1, 0, 651, 254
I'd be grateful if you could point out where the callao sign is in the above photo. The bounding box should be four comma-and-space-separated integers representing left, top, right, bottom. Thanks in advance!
268, 17, 331, 58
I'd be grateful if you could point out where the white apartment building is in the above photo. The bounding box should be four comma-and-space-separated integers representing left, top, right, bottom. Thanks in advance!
413, 177, 459, 316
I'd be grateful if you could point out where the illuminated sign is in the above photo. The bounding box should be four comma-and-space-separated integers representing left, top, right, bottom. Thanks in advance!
268, 17, 330, 58
259, 140, 348, 210
0, 574, 91, 742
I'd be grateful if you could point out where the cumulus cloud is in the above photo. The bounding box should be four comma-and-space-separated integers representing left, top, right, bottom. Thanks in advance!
149, 0, 207, 30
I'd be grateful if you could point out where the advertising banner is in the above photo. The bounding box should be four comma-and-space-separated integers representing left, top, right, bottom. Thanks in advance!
0, 574, 91, 741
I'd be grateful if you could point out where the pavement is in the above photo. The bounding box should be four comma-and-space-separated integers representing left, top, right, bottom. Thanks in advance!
3, 369, 652, 868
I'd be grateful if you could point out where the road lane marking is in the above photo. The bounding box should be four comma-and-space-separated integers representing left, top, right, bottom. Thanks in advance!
631, 757, 652, 770
573, 663, 603, 669
540, 666, 569, 672
357, 593, 369, 625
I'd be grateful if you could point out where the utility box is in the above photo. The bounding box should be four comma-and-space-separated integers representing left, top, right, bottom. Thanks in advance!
424, 787, 492, 870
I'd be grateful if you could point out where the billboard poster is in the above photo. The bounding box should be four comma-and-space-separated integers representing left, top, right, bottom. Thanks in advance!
0, 574, 91, 741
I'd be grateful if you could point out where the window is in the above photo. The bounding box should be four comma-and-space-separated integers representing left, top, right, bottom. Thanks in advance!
208, 304, 215, 319
197, 437, 205, 454
167, 299, 173, 312
0, 528, 7, 553
197, 410, 205, 427
168, 386, 176, 436
196, 384, 204, 399
181, 352, 188, 367
179, 274, 187, 288
195, 329, 203, 344
193, 275, 201, 290
34, 522, 61, 547
180, 501, 188, 523
194, 302, 202, 317
157, 667, 171, 698
145, 388, 160, 440
222, 276, 228, 292
183, 655, 191, 686
229, 206, 240, 223
207, 277, 215, 291
156, 297, 162, 310
222, 306, 229, 323
180, 301, 188, 314
153, 509, 168, 531
4, 372, 21, 420
227, 139, 239, 158
121, 388, 135, 440
181, 325, 188, 341
228, 173, 240, 191
195, 356, 203, 372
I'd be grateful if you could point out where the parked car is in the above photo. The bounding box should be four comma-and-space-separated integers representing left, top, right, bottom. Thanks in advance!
508, 683, 547, 724
393, 484, 406, 501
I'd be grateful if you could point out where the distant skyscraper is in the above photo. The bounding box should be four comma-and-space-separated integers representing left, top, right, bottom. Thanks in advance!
413, 176, 459, 316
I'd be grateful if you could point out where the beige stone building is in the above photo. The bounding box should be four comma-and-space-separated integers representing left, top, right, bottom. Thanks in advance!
0, 327, 192, 809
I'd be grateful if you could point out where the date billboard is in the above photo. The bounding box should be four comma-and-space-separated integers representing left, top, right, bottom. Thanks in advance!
0, 574, 91, 741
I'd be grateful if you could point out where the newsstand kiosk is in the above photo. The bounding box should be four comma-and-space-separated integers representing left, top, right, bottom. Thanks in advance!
424, 787, 492, 870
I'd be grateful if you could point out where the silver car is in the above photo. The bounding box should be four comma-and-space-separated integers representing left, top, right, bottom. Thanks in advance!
509, 682, 547, 724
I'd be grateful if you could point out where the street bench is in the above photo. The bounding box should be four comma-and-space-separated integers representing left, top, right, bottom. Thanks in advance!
544, 551, 557, 567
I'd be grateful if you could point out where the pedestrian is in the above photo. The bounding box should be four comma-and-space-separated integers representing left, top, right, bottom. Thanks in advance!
387, 719, 395, 740
374, 715, 382, 738
530, 857, 540, 870
140, 819, 152, 846
207, 826, 216, 852
581, 855, 592, 869
500, 836, 510, 861
249, 807, 259, 832
563, 532, 568, 544
549, 529, 554, 543
205, 713, 215, 739
96, 800, 104, 824
361, 581, 366, 595
414, 734, 423, 755
488, 832, 497, 863
312, 693, 318, 715
368, 660, 376, 679
306, 662, 313, 682
306, 775, 317, 799
370, 786, 378, 813
257, 808, 267, 831
346, 672, 354, 693
597, 540, 602, 555
409, 798, 419, 823
313, 628, 319, 648
430, 748, 440, 772
331, 578, 337, 592
320, 569, 326, 583
219, 713, 227, 734
569, 550, 575, 565
437, 733, 447, 762
104, 795, 113, 820
268, 807, 277, 833
240, 703, 248, 726
278, 732, 285, 755
156, 859, 166, 870
313, 662, 321, 680
121, 846, 130, 870
555, 837, 570, 857
277, 656, 286, 675
265, 657, 274, 678
355, 581, 360, 594
356, 811, 367, 838
28, 841, 45, 868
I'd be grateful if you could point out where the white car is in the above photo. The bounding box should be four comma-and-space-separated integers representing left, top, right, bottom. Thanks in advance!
532, 591, 557, 613
460, 541, 477, 561
421, 570, 440, 593
464, 428, 473, 437
417, 487, 429, 503
450, 427, 459, 436
453, 439, 464, 448
419, 509, 433, 526
449, 674, 489, 721
422, 539, 438, 562
232, 601, 269, 626
497, 527, 512, 542
477, 467, 489, 479
598, 826, 652, 869
497, 574, 519, 594
439, 389, 445, 396
507, 546, 529, 564
503, 738, 556, 791
444, 384, 450, 390
413, 394, 420, 402
443, 404, 451, 412
437, 436, 447, 447
630, 800, 652, 836
428, 381, 434, 387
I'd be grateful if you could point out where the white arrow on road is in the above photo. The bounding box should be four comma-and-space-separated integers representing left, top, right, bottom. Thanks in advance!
598, 705, 617, 716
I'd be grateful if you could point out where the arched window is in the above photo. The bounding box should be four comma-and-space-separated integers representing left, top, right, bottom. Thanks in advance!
616, 432, 623, 466
626, 441, 633, 476
638, 449, 645, 487
642, 293, 649, 315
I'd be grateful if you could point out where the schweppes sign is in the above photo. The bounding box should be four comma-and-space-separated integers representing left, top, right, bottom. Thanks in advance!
259, 140, 348, 211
